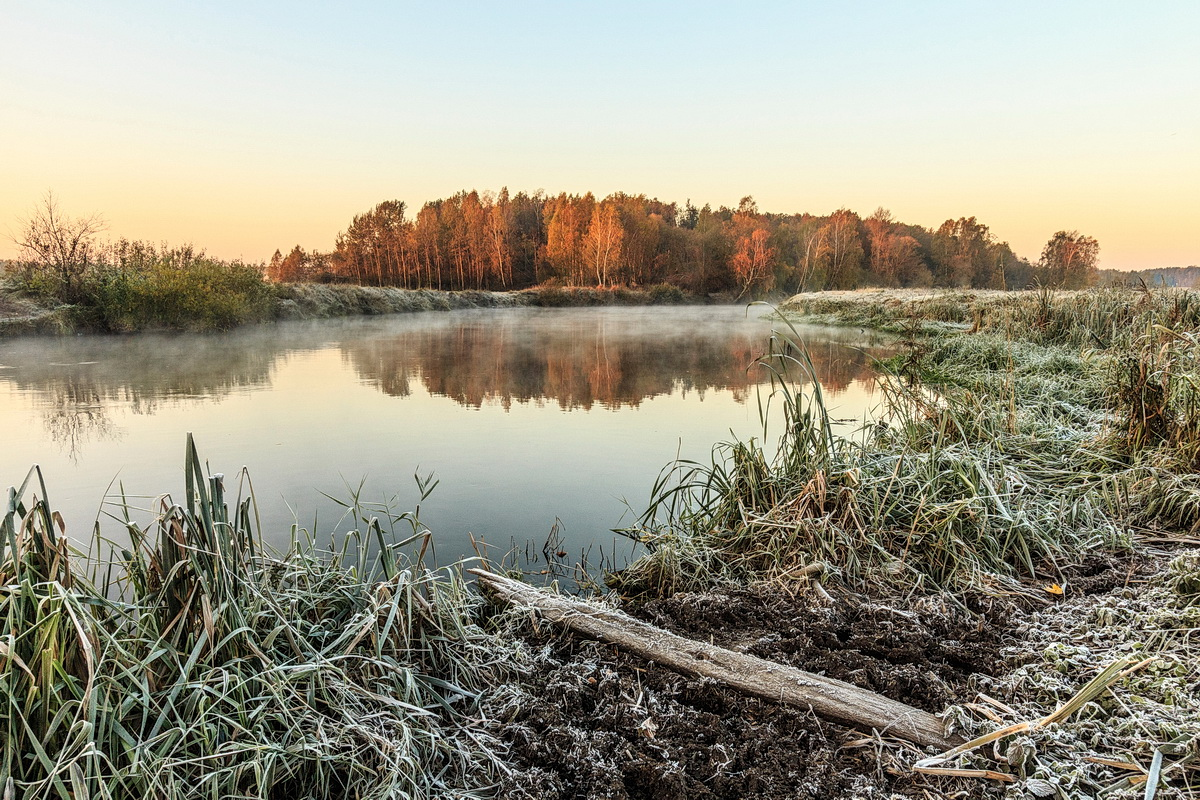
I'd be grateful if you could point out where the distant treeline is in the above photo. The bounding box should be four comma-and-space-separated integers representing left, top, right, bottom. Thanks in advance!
270, 191, 1102, 294
1099, 265, 1200, 288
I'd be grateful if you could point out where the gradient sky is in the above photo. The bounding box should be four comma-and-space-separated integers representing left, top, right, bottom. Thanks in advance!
2, 1, 1197, 271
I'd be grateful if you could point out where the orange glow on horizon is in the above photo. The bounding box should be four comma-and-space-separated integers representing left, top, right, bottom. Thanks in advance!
2, 4, 1196, 273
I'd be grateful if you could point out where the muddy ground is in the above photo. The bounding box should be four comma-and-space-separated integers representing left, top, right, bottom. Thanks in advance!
484, 554, 1161, 800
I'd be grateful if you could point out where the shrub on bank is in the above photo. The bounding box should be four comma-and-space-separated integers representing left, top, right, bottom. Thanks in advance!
647, 283, 687, 304
6, 238, 274, 333
89, 256, 273, 331
523, 283, 694, 307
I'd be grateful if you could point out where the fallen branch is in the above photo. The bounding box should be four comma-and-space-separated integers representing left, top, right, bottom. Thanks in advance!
471, 568, 961, 751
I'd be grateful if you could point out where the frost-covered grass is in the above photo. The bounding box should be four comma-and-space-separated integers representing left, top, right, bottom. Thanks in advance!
271, 282, 695, 321
943, 550, 1200, 798
1, 435, 523, 799
613, 326, 1123, 597
617, 288, 1200, 596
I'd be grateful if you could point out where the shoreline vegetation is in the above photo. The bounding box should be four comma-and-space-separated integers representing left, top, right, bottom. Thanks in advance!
0, 280, 698, 337
4, 287, 1200, 798
5, 190, 1193, 340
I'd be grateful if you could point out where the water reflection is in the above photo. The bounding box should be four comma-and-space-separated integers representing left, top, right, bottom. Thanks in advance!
344, 311, 891, 411
344, 316, 768, 409
2, 334, 281, 458
2, 335, 278, 401
41, 385, 117, 462
2, 309, 893, 458
0, 307, 895, 565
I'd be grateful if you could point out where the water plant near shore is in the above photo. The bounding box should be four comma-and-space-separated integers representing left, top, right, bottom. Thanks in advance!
1, 435, 511, 799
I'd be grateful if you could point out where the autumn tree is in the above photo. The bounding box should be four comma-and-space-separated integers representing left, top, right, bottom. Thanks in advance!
268, 245, 333, 283
333, 200, 410, 285
455, 190, 489, 288
994, 242, 1034, 289
544, 193, 593, 284
680, 200, 700, 230
484, 188, 513, 287
863, 208, 895, 283
730, 227, 776, 297
305, 188, 1091, 296
878, 234, 926, 286
682, 207, 734, 293
816, 209, 864, 289
440, 197, 469, 288
508, 190, 546, 284
269, 246, 307, 282
268, 249, 284, 280
583, 201, 623, 286
929, 217, 995, 288
413, 202, 446, 288
770, 216, 827, 293
609, 194, 666, 286
1039, 230, 1099, 289
736, 195, 759, 216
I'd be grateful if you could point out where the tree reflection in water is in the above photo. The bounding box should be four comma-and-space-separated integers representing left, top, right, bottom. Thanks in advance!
2, 308, 896, 460
2, 333, 278, 458
41, 384, 117, 463
342, 311, 892, 410
2, 308, 898, 563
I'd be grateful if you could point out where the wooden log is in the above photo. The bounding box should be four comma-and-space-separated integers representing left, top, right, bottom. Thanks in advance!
471, 568, 961, 751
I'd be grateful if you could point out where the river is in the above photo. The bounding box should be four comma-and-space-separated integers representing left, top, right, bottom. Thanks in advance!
0, 305, 894, 571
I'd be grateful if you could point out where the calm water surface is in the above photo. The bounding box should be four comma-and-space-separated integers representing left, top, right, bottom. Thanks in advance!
0, 306, 894, 568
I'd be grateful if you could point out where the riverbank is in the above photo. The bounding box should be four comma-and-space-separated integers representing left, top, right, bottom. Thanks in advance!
0, 281, 700, 337
532, 286, 1199, 798
490, 549, 1197, 799
273, 281, 697, 319
780, 286, 1100, 337
0, 290, 76, 336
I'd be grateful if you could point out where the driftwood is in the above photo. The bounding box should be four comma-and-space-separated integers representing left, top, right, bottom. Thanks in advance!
471, 568, 961, 751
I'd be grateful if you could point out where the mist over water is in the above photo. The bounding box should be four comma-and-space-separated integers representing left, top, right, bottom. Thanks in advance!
0, 306, 895, 569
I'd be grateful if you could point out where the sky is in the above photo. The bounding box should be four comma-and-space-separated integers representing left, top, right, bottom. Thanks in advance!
2, 1, 1197, 271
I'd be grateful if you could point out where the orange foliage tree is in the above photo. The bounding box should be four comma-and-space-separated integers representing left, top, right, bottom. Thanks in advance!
730, 228, 776, 298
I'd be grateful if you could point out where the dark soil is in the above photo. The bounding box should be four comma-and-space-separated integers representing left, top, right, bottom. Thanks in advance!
487, 556, 1151, 800
1046, 548, 1159, 596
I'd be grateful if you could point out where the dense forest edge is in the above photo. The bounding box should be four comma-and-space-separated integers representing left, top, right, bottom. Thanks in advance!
4, 287, 1199, 798
3, 190, 1193, 335
266, 192, 1097, 294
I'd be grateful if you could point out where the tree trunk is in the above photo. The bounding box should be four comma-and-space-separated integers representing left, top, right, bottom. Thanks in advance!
471, 568, 960, 751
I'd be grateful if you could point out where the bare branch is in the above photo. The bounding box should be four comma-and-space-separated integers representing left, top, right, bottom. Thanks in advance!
13, 192, 107, 299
